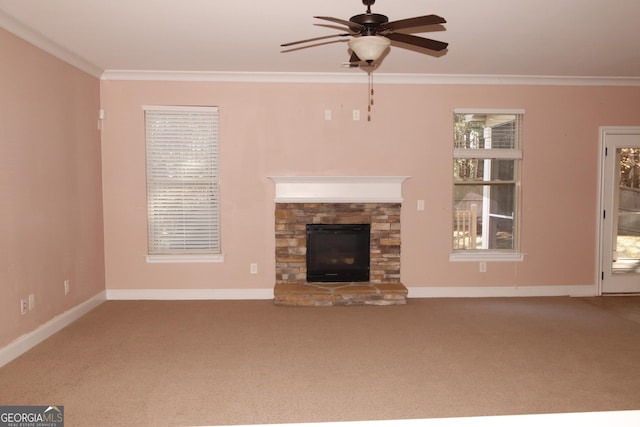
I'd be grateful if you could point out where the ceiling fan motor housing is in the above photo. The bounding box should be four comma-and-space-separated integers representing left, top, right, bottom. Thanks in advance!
350, 13, 389, 35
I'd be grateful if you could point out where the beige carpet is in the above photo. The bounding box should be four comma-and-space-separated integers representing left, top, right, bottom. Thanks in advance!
1, 297, 640, 426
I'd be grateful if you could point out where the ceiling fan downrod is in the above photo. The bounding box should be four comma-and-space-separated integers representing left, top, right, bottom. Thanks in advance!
362, 0, 375, 14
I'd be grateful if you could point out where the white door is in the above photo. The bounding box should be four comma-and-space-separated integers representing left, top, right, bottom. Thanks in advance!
600, 127, 640, 294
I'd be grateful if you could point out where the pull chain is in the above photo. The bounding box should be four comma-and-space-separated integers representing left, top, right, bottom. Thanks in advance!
368, 70, 374, 122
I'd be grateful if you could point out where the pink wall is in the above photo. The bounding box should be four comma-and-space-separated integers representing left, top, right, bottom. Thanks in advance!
99, 79, 640, 292
0, 29, 105, 347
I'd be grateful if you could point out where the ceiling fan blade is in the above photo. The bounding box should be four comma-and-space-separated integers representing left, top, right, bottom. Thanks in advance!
349, 52, 361, 63
386, 32, 448, 51
281, 33, 351, 47
383, 14, 446, 31
314, 16, 365, 30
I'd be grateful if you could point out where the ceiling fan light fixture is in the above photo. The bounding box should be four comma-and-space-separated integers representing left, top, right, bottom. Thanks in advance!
348, 35, 390, 62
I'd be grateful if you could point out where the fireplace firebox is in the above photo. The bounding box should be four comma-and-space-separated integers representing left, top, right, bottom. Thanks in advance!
306, 224, 370, 282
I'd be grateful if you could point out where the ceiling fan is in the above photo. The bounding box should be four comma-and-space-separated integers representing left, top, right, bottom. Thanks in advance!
281, 0, 448, 65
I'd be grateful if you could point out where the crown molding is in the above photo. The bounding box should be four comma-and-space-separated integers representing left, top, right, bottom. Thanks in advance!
100, 69, 640, 87
0, 10, 103, 78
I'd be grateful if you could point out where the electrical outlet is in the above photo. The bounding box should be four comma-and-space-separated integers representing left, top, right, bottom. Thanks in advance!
28, 294, 35, 310
21, 299, 28, 315
64, 279, 70, 295
479, 262, 487, 273
250, 263, 258, 274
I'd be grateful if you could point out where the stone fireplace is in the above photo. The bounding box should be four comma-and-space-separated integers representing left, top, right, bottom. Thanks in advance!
270, 176, 409, 306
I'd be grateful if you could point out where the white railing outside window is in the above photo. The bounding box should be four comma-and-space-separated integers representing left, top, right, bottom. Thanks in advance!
451, 109, 524, 262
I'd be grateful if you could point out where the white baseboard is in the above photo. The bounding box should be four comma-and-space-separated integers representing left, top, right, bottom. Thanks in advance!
106, 288, 274, 300
0, 291, 107, 368
106, 286, 596, 301
407, 285, 598, 298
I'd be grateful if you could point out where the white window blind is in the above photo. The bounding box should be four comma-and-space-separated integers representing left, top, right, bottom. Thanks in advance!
144, 106, 221, 256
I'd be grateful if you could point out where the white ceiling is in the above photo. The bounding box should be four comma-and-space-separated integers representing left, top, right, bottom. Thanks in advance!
1, 0, 639, 81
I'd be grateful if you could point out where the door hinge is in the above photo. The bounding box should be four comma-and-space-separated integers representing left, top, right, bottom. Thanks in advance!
605, 147, 608, 156
602, 271, 604, 280
603, 210, 606, 219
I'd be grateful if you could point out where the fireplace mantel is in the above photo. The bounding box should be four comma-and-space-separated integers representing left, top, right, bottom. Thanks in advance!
269, 176, 410, 203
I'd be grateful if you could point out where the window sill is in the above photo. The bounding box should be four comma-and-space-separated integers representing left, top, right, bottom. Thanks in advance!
449, 252, 525, 262
146, 254, 225, 264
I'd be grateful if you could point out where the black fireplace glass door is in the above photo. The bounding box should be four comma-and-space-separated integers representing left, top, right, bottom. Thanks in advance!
306, 224, 370, 282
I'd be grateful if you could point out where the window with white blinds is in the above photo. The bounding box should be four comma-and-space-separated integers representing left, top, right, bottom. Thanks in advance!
144, 106, 221, 261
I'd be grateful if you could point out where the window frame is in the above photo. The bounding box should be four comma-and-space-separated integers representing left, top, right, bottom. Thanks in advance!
450, 108, 525, 263
143, 105, 224, 264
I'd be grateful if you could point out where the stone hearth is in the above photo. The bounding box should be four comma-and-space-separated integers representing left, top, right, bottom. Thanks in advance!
274, 282, 408, 306
270, 177, 409, 307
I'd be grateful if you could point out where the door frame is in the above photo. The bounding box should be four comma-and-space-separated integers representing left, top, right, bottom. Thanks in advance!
597, 126, 640, 295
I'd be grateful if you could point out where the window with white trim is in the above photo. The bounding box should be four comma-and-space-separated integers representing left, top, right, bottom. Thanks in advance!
144, 106, 222, 262
451, 109, 523, 261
